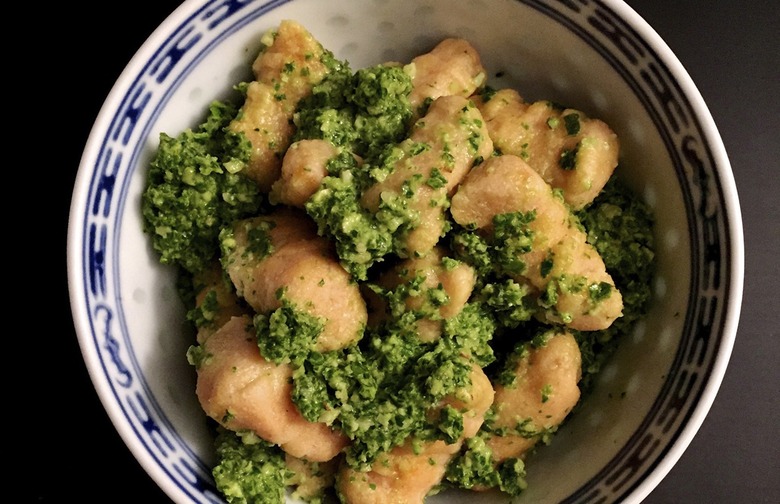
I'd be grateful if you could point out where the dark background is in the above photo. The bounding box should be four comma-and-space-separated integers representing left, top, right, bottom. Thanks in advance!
43, 0, 778, 502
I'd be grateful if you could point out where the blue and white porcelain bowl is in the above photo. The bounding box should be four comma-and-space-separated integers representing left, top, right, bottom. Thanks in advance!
67, 0, 744, 502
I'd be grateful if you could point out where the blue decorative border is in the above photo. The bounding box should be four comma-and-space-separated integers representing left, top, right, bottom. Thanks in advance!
519, 1, 732, 502
76, 0, 735, 502
80, 1, 291, 502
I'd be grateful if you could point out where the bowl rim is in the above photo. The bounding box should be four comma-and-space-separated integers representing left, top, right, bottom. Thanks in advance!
67, 0, 745, 502
602, 1, 744, 501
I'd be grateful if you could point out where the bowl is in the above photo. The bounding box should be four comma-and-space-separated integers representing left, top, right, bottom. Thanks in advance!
67, 0, 744, 502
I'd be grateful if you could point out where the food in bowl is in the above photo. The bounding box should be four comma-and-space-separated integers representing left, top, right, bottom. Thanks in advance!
140, 19, 655, 503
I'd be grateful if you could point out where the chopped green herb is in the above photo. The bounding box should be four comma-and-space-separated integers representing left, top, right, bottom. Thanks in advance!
559, 144, 580, 170
563, 113, 581, 135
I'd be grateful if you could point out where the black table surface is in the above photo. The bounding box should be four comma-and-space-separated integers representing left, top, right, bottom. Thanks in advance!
42, 0, 778, 502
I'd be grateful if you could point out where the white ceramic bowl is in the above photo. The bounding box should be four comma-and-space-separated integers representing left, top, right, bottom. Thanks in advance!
67, 0, 744, 502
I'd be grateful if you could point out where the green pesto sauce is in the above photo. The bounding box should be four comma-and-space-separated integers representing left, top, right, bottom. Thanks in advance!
287, 294, 495, 470
185, 341, 212, 370
559, 143, 580, 170
293, 63, 412, 162
144, 27, 657, 503
450, 210, 536, 277
563, 112, 581, 135
573, 176, 656, 393
244, 220, 276, 260
254, 290, 325, 366
186, 289, 220, 332
444, 435, 527, 496
141, 100, 262, 276
295, 63, 422, 279
212, 427, 291, 504
304, 166, 396, 280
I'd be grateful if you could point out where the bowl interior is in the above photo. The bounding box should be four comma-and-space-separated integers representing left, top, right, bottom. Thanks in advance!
68, 0, 741, 502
